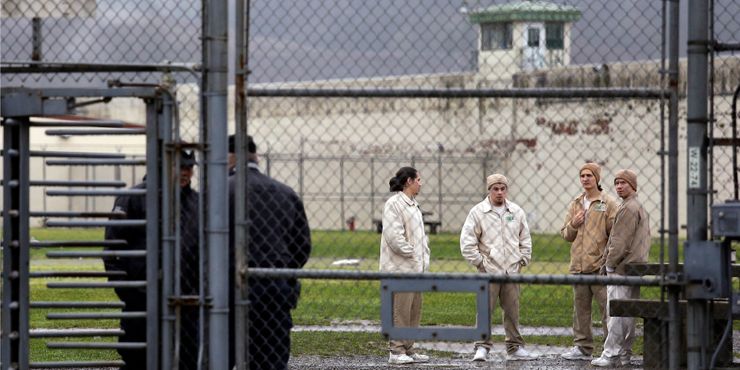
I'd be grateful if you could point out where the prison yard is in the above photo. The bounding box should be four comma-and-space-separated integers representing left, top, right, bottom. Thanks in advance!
17, 227, 737, 364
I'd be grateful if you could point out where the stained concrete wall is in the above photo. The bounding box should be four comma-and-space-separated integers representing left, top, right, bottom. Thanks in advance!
4, 56, 737, 233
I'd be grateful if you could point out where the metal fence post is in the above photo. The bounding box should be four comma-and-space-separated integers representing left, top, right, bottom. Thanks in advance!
145, 98, 161, 370
686, 0, 710, 368
370, 157, 375, 226
340, 156, 345, 230
2, 117, 31, 370
233, 0, 250, 368
160, 94, 175, 370
666, 1, 681, 369
203, 0, 230, 368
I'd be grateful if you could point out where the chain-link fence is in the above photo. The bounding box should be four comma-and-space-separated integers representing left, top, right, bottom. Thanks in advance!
240, 0, 738, 368
2, 0, 739, 369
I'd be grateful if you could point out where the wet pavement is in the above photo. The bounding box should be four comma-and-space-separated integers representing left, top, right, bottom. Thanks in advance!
289, 353, 644, 369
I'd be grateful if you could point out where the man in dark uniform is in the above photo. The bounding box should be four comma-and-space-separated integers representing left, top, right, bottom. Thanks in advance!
228, 135, 312, 370
228, 134, 237, 176
104, 150, 200, 370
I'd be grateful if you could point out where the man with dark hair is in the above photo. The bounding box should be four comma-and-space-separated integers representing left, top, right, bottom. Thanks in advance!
229, 135, 311, 370
104, 150, 199, 370
227, 134, 257, 176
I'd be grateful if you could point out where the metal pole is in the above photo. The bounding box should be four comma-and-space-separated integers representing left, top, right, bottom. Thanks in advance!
1, 118, 31, 370
145, 99, 161, 370
437, 153, 442, 228
160, 97, 175, 370
666, 1, 681, 369
370, 157, 375, 225
299, 137, 304, 198
203, 0, 230, 368
340, 157, 345, 231
686, 1, 710, 369
31, 17, 41, 61
234, 0, 250, 368
732, 85, 740, 200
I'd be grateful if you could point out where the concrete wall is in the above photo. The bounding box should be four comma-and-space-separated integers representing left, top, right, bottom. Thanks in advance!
4, 56, 737, 233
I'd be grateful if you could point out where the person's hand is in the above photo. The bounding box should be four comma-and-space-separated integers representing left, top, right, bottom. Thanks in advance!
477, 263, 486, 273
571, 210, 585, 228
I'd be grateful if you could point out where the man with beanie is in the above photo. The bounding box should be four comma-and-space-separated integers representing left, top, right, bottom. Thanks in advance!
560, 163, 617, 361
460, 174, 537, 362
104, 150, 200, 370
591, 169, 651, 367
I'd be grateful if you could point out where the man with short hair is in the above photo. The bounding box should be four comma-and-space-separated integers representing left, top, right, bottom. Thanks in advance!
460, 174, 537, 362
560, 163, 617, 361
228, 135, 311, 370
591, 169, 651, 367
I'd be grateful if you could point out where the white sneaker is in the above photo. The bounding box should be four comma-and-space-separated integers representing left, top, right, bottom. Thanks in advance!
472, 347, 488, 361
561, 346, 591, 361
388, 353, 414, 364
591, 355, 618, 367
507, 347, 538, 361
409, 353, 429, 363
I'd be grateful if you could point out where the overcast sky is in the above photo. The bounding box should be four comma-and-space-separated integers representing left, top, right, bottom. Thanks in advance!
2, 0, 738, 85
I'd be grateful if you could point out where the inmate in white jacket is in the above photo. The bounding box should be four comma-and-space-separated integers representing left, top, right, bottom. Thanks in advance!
460, 198, 532, 274
379, 192, 430, 273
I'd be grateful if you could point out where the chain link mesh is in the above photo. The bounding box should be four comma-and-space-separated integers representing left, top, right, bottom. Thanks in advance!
2, 0, 739, 368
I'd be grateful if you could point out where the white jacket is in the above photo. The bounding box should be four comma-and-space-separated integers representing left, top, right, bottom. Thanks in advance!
379, 192, 430, 273
460, 198, 532, 274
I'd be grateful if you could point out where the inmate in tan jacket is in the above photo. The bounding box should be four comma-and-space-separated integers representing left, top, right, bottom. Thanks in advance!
379, 192, 430, 273
560, 191, 618, 274
605, 193, 651, 275
460, 198, 532, 274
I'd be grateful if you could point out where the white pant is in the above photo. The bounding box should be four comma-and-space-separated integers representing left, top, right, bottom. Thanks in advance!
602, 277, 640, 358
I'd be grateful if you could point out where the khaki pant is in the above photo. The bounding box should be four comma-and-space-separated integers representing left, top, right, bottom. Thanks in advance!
602, 276, 640, 358
475, 283, 524, 354
389, 292, 422, 355
572, 278, 608, 354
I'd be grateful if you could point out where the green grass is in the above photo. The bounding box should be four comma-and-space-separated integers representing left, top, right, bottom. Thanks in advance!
310, 229, 678, 266
8, 228, 715, 361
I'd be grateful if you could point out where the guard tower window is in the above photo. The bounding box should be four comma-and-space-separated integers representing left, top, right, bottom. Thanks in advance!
481, 23, 512, 50
546, 22, 564, 49
527, 27, 540, 47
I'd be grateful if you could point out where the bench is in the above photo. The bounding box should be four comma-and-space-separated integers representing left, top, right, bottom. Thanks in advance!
609, 263, 739, 368
372, 219, 442, 234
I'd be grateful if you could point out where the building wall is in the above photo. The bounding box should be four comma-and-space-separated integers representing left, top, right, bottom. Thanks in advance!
4, 56, 737, 233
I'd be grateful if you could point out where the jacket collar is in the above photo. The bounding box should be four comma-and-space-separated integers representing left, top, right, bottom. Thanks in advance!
483, 197, 510, 213
574, 189, 608, 204
247, 161, 260, 171
621, 192, 638, 201
398, 191, 418, 207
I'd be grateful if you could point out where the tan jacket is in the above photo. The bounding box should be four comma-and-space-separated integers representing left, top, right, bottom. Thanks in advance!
560, 191, 618, 274
605, 193, 651, 275
379, 192, 430, 273
460, 198, 532, 274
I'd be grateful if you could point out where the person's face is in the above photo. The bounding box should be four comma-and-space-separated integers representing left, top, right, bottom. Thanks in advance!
179, 165, 194, 188
406, 173, 422, 196
228, 153, 237, 170
488, 183, 507, 206
580, 170, 597, 191
614, 178, 634, 199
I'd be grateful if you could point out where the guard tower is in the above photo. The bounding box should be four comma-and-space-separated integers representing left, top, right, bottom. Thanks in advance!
469, 0, 581, 77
